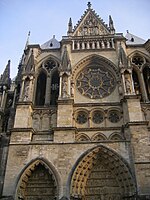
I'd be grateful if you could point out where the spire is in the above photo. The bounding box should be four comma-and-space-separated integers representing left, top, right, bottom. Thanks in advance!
0, 60, 11, 88
67, 18, 73, 36
109, 15, 115, 34
25, 31, 30, 50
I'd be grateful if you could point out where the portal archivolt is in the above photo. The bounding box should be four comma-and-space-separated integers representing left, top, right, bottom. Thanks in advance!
70, 146, 136, 200
16, 159, 58, 200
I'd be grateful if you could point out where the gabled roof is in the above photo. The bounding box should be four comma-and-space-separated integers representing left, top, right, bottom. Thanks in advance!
125, 31, 146, 45
72, 2, 111, 36
41, 35, 60, 49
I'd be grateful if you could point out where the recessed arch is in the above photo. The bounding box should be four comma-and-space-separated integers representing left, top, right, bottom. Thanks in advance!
128, 50, 150, 62
68, 145, 136, 200
76, 133, 91, 142
72, 54, 119, 81
15, 158, 61, 200
91, 132, 107, 141
36, 54, 61, 72
109, 132, 124, 140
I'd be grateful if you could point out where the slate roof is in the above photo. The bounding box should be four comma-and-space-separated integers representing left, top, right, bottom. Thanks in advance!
125, 32, 146, 45
41, 35, 60, 49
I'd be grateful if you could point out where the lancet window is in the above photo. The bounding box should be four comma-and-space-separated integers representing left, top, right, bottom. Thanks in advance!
35, 58, 60, 106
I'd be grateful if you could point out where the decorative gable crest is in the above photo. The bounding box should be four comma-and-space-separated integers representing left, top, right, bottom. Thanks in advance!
72, 2, 111, 37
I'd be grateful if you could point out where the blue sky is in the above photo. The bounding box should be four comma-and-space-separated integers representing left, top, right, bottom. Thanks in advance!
0, 0, 150, 78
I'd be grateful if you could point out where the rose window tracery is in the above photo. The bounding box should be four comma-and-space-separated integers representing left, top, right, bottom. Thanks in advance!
76, 66, 116, 99
132, 56, 144, 66
76, 111, 88, 124
108, 110, 120, 123
92, 111, 104, 124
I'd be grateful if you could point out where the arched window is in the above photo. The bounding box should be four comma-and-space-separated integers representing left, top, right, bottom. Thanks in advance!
50, 70, 59, 105
35, 71, 47, 106
143, 65, 150, 100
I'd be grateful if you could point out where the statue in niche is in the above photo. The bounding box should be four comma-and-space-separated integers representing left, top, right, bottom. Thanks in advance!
118, 81, 123, 95
125, 75, 131, 94
62, 77, 68, 98
23, 82, 30, 101
134, 81, 140, 94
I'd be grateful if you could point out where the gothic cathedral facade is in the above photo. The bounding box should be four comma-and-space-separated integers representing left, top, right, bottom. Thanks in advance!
0, 3, 150, 200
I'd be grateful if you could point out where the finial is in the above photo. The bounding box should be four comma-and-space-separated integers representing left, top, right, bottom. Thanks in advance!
126, 30, 129, 33
67, 17, 73, 35
109, 15, 115, 34
53, 35, 55, 39
87, 2, 92, 9
69, 17, 72, 26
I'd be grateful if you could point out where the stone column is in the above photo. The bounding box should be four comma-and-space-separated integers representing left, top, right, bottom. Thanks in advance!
87, 41, 90, 49
122, 73, 126, 95
111, 38, 115, 48
92, 41, 95, 49
72, 40, 74, 50
130, 72, 135, 94
19, 79, 25, 101
101, 40, 105, 48
139, 72, 148, 102
59, 75, 62, 98
29, 77, 33, 101
97, 41, 100, 49
1, 86, 7, 108
107, 40, 110, 48
68, 76, 71, 96
77, 42, 80, 50
45, 74, 51, 106
82, 42, 85, 50
12, 87, 17, 108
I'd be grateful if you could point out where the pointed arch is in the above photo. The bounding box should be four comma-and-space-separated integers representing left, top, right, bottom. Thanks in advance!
109, 132, 124, 140
72, 54, 119, 80
76, 133, 91, 142
67, 145, 136, 199
15, 158, 61, 200
91, 132, 107, 141
127, 50, 150, 62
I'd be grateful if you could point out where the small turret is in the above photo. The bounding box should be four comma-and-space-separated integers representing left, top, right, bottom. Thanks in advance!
109, 15, 115, 34
67, 18, 73, 36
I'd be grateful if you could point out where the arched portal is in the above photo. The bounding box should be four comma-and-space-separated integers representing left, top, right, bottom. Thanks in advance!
16, 159, 59, 200
70, 146, 136, 200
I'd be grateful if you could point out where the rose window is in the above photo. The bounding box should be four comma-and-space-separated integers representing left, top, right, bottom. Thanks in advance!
132, 56, 144, 66
108, 111, 120, 123
76, 66, 116, 99
92, 111, 104, 124
76, 111, 88, 124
